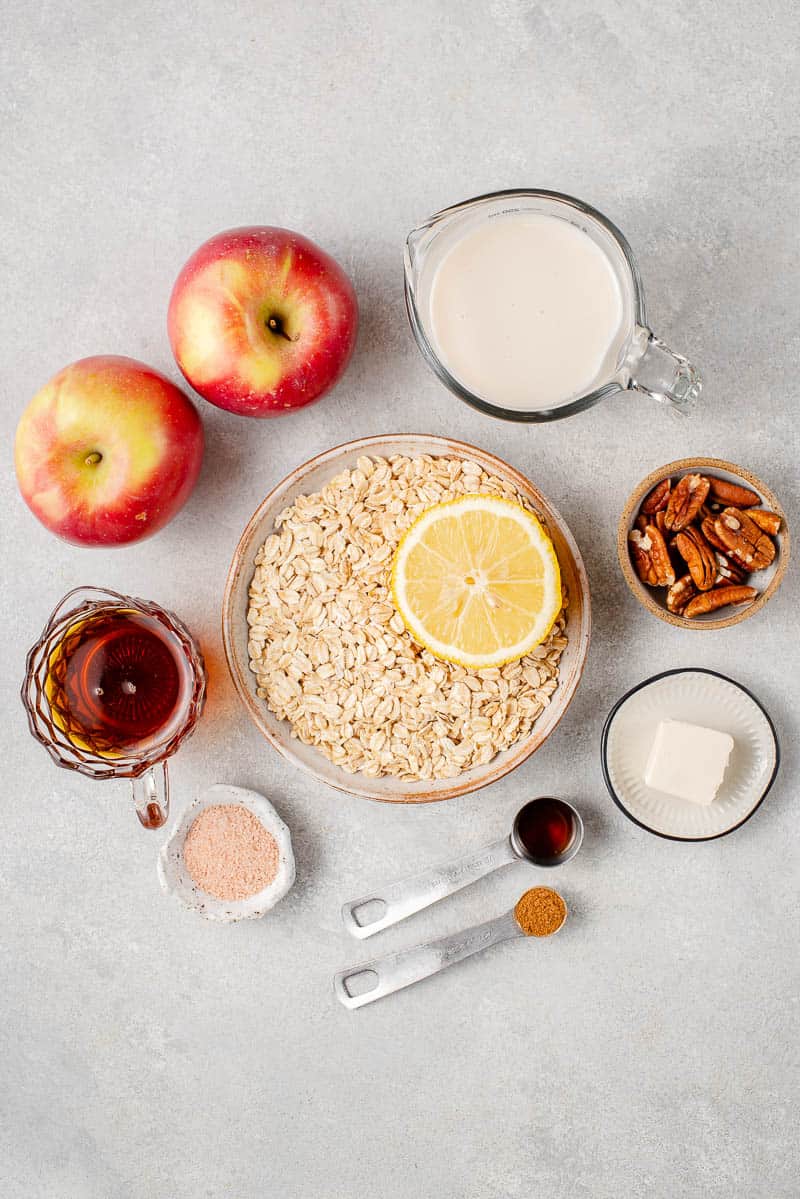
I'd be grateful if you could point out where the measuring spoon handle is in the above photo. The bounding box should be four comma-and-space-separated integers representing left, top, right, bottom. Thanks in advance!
341, 836, 517, 939
334, 911, 521, 1009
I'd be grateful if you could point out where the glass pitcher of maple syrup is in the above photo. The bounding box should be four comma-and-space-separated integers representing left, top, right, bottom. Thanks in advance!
22, 587, 206, 829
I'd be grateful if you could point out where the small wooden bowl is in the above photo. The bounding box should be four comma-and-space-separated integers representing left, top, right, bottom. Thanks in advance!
618, 457, 789, 630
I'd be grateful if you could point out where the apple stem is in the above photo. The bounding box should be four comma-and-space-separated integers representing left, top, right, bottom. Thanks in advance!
266, 314, 294, 342
85, 451, 103, 466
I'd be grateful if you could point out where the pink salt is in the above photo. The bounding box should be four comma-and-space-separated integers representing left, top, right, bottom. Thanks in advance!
183, 804, 279, 901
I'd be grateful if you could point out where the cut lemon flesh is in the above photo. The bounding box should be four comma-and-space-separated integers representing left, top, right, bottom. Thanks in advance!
391, 494, 562, 669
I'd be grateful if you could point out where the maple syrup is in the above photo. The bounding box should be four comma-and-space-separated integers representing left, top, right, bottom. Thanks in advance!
514, 797, 577, 863
45, 607, 193, 756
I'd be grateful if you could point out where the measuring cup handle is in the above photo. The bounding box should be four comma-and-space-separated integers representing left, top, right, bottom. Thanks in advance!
131, 762, 169, 829
335, 911, 521, 1009
623, 325, 701, 414
341, 836, 517, 939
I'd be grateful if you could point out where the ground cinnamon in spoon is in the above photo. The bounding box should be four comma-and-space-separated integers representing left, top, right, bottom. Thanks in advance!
514, 886, 567, 936
183, 804, 279, 901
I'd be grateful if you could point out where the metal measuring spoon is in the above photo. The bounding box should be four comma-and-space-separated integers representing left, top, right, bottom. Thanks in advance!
341, 796, 583, 939
335, 886, 567, 1009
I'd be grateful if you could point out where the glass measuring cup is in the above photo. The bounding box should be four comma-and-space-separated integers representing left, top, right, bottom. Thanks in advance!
404, 188, 701, 421
22, 587, 206, 829
341, 797, 583, 939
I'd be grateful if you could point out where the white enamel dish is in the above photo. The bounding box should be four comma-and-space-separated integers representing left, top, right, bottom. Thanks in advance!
601, 669, 779, 841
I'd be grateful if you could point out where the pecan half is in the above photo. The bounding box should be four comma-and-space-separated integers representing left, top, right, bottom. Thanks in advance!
744, 508, 781, 537
684, 585, 758, 618
675, 526, 717, 591
655, 510, 668, 535
634, 513, 648, 533
714, 509, 776, 571
629, 524, 675, 587
715, 552, 747, 586
641, 477, 671, 515
664, 474, 711, 531
707, 477, 760, 508
701, 515, 730, 553
666, 574, 697, 614
646, 523, 676, 587
629, 529, 658, 585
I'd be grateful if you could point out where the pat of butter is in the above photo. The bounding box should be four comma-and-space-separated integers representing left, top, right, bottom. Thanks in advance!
644, 720, 734, 805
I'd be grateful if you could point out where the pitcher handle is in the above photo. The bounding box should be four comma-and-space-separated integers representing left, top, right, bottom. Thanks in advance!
132, 762, 169, 830
623, 325, 701, 414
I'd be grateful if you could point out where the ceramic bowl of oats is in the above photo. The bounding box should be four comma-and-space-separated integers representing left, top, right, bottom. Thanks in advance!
222, 434, 591, 802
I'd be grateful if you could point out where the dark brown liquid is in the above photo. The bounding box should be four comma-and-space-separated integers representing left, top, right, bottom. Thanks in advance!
515, 798, 575, 862
46, 608, 190, 755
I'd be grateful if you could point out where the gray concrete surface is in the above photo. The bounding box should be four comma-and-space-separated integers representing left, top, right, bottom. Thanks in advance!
2, 3, 798, 1196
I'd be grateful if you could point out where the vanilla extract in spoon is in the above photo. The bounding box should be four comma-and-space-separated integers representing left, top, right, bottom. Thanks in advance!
341, 797, 583, 939
513, 797, 577, 862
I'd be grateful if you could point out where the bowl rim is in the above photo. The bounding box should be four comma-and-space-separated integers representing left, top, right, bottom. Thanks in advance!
221, 433, 592, 802
617, 456, 790, 630
600, 667, 780, 841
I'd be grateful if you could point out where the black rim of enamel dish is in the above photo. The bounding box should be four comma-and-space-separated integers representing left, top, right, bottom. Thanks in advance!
600, 667, 780, 843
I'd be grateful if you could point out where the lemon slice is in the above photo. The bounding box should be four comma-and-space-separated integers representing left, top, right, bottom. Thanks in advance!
391, 494, 562, 669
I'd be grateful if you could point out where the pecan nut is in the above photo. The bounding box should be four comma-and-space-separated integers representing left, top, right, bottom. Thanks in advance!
664, 474, 711, 531
707, 477, 760, 508
675, 525, 717, 591
641, 478, 671, 515
684, 585, 758, 618
666, 574, 697, 614
744, 508, 782, 537
715, 552, 747, 586
714, 509, 776, 571
701, 515, 730, 554
629, 529, 658, 585
629, 524, 675, 587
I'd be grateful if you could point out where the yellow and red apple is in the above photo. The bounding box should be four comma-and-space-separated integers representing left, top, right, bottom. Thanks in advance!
15, 356, 204, 547
167, 226, 358, 417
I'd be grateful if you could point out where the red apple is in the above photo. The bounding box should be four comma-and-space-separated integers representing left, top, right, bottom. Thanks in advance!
15, 355, 204, 547
167, 226, 358, 417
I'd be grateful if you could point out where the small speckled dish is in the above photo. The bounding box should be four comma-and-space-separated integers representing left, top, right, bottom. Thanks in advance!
158, 784, 295, 922
618, 457, 789, 629
602, 669, 779, 841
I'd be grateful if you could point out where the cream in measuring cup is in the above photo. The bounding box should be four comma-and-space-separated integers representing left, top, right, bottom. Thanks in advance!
404, 190, 701, 421
429, 212, 625, 411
